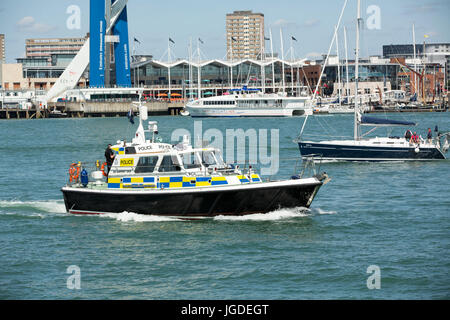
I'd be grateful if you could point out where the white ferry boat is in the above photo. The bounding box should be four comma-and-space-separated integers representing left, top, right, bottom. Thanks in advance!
185, 87, 313, 118
61, 100, 329, 217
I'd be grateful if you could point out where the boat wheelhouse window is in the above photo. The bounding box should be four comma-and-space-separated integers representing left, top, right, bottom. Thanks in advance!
125, 147, 136, 154
159, 155, 181, 172
200, 151, 216, 166
214, 150, 226, 167
135, 156, 159, 173
200, 150, 225, 167
181, 153, 202, 169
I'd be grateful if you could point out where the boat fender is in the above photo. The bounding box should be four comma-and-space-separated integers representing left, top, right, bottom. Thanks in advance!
414, 147, 420, 153
80, 169, 89, 187
101, 162, 108, 177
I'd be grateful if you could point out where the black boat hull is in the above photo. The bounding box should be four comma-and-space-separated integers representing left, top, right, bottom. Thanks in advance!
62, 180, 324, 217
298, 142, 446, 161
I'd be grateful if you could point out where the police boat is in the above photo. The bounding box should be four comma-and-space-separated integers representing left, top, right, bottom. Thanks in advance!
61, 104, 329, 217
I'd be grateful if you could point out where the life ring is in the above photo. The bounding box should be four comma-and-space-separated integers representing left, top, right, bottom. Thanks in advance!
69, 163, 81, 183
101, 162, 108, 177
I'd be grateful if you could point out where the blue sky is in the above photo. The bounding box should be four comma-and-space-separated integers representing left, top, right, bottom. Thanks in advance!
0, 0, 449, 63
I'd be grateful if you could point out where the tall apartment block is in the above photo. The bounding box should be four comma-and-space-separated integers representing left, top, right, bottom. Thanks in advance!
0, 34, 5, 63
25, 37, 87, 62
226, 10, 264, 60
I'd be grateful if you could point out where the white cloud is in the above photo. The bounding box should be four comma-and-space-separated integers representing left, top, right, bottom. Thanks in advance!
271, 19, 296, 27
17, 16, 56, 33
302, 19, 319, 28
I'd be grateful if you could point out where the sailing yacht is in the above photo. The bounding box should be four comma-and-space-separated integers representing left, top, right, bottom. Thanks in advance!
296, 0, 449, 162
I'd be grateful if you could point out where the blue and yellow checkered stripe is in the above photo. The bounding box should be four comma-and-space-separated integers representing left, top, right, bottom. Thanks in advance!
108, 177, 156, 189
107, 175, 259, 189
112, 147, 126, 155
238, 174, 262, 184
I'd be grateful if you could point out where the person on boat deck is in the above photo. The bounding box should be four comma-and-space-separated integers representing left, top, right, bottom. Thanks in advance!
410, 132, 420, 145
404, 129, 412, 141
427, 128, 433, 144
104, 144, 115, 175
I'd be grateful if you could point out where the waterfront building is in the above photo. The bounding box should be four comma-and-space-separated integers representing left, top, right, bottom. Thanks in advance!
25, 37, 87, 63
0, 54, 88, 91
226, 10, 265, 60
383, 43, 450, 91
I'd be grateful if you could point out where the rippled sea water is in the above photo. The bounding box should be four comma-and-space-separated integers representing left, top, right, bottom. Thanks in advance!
0, 112, 449, 299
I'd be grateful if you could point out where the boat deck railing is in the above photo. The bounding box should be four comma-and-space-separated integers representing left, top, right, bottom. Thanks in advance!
66, 157, 323, 186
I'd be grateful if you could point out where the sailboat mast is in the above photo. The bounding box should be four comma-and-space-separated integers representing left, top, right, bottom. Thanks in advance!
189, 38, 193, 98
270, 29, 275, 93
344, 27, 349, 100
290, 38, 294, 96
280, 29, 286, 94
197, 38, 201, 99
335, 25, 341, 106
354, 0, 361, 140
230, 35, 234, 90
412, 24, 418, 97
168, 38, 172, 98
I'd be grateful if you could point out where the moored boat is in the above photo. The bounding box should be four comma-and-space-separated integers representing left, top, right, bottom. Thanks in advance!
296, 0, 449, 162
185, 87, 313, 118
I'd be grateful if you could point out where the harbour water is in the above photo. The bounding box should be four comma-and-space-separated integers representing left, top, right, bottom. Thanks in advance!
0, 113, 449, 299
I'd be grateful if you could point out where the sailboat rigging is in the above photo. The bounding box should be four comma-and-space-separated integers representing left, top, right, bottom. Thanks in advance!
295, 0, 449, 161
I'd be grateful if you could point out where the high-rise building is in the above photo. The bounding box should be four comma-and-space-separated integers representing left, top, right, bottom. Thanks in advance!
0, 34, 5, 63
226, 10, 264, 60
25, 37, 87, 62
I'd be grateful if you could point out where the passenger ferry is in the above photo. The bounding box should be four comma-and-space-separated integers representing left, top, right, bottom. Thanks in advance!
185, 87, 313, 118
61, 101, 329, 217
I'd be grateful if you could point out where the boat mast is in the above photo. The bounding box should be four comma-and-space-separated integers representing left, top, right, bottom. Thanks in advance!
197, 38, 202, 99
261, 32, 266, 94
230, 35, 234, 91
412, 24, 418, 98
344, 26, 350, 101
270, 29, 275, 93
168, 38, 172, 99
280, 28, 286, 94
189, 37, 193, 99
335, 25, 342, 106
354, 0, 361, 140
290, 37, 295, 96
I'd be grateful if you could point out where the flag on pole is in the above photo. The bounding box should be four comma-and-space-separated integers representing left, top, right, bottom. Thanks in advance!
424, 34, 429, 39
169, 38, 175, 44
134, 38, 141, 44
